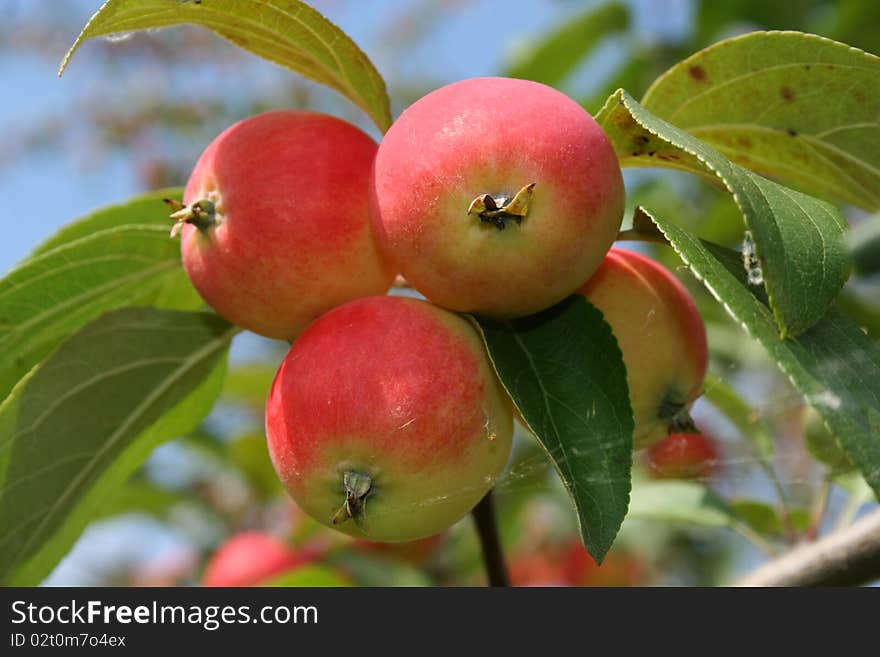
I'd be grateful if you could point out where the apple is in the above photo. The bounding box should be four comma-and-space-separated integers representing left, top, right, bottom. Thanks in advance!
202, 532, 318, 587
579, 248, 708, 447
370, 77, 624, 318
265, 296, 514, 541
172, 110, 394, 340
647, 432, 720, 479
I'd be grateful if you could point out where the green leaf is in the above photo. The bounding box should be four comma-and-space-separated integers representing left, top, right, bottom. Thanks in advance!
597, 89, 851, 338
475, 296, 633, 563
0, 308, 234, 584
30, 188, 183, 256
261, 564, 350, 587
93, 480, 184, 521
628, 480, 735, 528
505, 1, 629, 88
60, 0, 392, 132
702, 373, 775, 458
730, 499, 782, 535
642, 31, 880, 211
640, 206, 880, 501
0, 191, 201, 404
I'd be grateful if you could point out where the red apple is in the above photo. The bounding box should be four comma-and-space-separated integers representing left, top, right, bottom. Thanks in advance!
202, 532, 317, 587
647, 432, 720, 479
266, 296, 514, 541
174, 110, 394, 339
579, 248, 708, 447
370, 77, 624, 318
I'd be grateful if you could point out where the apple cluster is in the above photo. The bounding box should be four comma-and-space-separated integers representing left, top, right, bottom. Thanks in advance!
172, 77, 710, 543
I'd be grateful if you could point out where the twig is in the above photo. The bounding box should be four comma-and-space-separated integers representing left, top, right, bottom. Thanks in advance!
471, 489, 510, 587
736, 508, 880, 586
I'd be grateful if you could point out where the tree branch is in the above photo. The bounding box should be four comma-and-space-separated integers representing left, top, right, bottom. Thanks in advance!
736, 508, 880, 586
471, 489, 510, 587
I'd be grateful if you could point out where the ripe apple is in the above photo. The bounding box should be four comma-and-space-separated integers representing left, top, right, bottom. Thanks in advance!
579, 248, 708, 447
647, 432, 720, 479
172, 110, 394, 340
202, 532, 318, 587
370, 76, 625, 318
265, 296, 514, 541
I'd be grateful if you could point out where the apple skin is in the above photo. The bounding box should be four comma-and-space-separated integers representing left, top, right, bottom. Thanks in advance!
265, 296, 514, 542
202, 532, 317, 587
179, 111, 395, 340
647, 432, 720, 479
370, 77, 625, 318
579, 248, 708, 447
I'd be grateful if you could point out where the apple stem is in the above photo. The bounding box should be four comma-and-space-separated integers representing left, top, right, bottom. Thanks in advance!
165, 198, 217, 238
471, 489, 510, 587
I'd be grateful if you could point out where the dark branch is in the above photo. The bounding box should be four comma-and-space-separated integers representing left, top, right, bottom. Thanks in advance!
471, 489, 510, 587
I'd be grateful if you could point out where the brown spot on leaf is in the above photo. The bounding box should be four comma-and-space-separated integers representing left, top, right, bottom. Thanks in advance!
657, 153, 681, 161
688, 65, 707, 81
737, 137, 753, 148
787, 128, 798, 137
780, 86, 795, 101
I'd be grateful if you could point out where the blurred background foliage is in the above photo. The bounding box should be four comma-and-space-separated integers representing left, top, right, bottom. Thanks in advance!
2, 0, 878, 586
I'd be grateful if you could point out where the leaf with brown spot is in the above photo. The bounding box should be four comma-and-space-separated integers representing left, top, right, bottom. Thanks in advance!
641, 31, 880, 211
597, 90, 850, 338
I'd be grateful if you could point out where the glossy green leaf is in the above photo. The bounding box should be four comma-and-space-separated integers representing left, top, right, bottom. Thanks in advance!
0, 308, 234, 584
506, 1, 629, 87
475, 296, 633, 563
0, 191, 201, 404
642, 31, 880, 211
597, 89, 851, 338
628, 480, 735, 528
639, 206, 880, 501
60, 0, 392, 132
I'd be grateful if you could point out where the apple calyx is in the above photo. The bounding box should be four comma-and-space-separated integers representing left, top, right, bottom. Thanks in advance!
165, 198, 218, 238
658, 394, 697, 433
331, 470, 372, 527
467, 182, 536, 230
